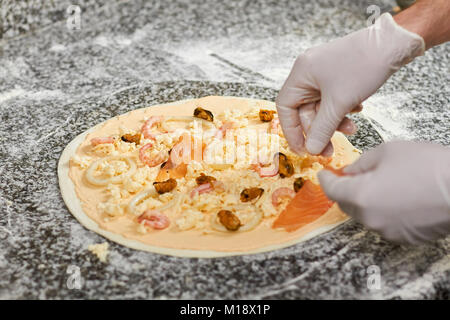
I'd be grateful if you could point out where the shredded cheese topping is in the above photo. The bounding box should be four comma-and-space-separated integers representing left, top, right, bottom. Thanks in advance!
72, 108, 330, 234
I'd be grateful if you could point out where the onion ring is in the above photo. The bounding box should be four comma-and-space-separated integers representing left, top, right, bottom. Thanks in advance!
85, 155, 136, 186
127, 187, 158, 215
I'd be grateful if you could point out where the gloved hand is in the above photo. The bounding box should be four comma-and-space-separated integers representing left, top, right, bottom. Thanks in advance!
318, 141, 450, 244
276, 13, 425, 156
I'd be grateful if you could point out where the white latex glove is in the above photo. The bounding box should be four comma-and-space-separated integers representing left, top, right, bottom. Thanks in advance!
276, 13, 425, 156
318, 141, 450, 244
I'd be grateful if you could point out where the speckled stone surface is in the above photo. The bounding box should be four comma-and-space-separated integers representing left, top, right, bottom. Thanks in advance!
0, 0, 448, 299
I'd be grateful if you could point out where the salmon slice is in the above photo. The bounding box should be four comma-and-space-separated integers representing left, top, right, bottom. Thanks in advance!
155, 134, 205, 182
323, 165, 346, 176
301, 155, 332, 169
156, 162, 187, 182
272, 180, 334, 232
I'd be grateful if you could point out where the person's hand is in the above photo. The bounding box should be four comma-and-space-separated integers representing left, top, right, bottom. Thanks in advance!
318, 141, 450, 244
276, 13, 424, 156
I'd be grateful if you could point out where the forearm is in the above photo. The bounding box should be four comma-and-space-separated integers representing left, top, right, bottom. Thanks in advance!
394, 0, 450, 49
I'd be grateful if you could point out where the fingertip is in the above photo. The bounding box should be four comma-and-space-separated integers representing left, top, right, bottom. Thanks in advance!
305, 137, 326, 155
317, 169, 337, 186
283, 130, 305, 154
337, 118, 357, 135
351, 104, 363, 113
342, 165, 355, 175
321, 142, 334, 157
317, 170, 340, 201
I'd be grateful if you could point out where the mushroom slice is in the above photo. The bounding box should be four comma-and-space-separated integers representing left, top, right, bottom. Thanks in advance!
153, 178, 177, 194
195, 173, 216, 185
259, 109, 275, 122
217, 210, 241, 231
277, 152, 294, 178
240, 187, 264, 202
210, 206, 263, 232
193, 107, 214, 122
121, 133, 141, 144
293, 177, 305, 192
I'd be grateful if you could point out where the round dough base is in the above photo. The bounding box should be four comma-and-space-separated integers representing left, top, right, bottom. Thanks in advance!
58, 96, 357, 258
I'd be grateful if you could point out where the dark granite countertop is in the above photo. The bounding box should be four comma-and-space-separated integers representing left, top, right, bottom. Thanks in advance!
0, 0, 448, 299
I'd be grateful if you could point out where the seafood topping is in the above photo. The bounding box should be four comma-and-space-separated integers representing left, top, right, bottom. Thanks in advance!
141, 116, 163, 140
137, 210, 170, 230
196, 173, 216, 185
139, 143, 167, 167
272, 187, 296, 207
272, 181, 334, 232
217, 210, 241, 231
90, 137, 114, 146
277, 152, 294, 178
153, 178, 177, 194
215, 121, 234, 139
190, 183, 214, 198
251, 162, 279, 177
121, 133, 141, 144
240, 187, 264, 202
293, 177, 305, 192
269, 118, 280, 134
259, 109, 275, 122
193, 107, 214, 122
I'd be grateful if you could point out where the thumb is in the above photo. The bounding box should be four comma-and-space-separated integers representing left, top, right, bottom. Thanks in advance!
318, 170, 369, 220
305, 98, 346, 155
318, 170, 361, 203
276, 104, 305, 154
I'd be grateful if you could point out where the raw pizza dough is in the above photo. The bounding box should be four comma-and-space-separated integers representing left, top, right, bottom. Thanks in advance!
58, 96, 360, 258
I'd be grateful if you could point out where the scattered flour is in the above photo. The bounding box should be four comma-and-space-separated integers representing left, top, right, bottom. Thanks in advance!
362, 92, 416, 141
0, 87, 65, 104
49, 43, 67, 52
0, 88, 26, 104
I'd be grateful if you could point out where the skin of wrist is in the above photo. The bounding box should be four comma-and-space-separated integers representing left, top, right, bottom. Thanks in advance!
393, 0, 450, 50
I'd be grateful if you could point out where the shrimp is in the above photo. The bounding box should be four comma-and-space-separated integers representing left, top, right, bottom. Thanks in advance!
269, 118, 280, 135
251, 153, 294, 178
137, 210, 170, 230
141, 116, 164, 139
251, 163, 278, 177
215, 121, 235, 139
190, 180, 225, 198
190, 183, 214, 198
272, 187, 296, 207
139, 143, 166, 167
90, 137, 114, 146
251, 162, 278, 177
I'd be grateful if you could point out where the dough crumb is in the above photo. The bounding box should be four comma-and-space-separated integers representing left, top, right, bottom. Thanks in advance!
88, 242, 109, 263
